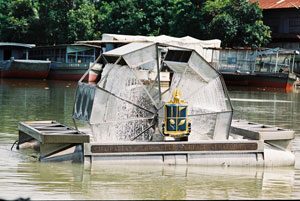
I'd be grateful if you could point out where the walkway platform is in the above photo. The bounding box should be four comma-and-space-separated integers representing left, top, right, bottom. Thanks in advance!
16, 120, 295, 167
18, 121, 90, 162
230, 119, 294, 150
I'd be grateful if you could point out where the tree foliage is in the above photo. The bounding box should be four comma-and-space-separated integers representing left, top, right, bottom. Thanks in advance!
96, 0, 172, 36
0, 0, 271, 47
0, 0, 39, 43
168, 0, 203, 37
201, 0, 271, 47
67, 1, 100, 42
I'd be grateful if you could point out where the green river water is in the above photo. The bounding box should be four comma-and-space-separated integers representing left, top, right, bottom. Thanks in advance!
1, 79, 300, 200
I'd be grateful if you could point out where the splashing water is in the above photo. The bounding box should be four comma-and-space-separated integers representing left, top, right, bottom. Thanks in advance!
84, 50, 232, 143
91, 65, 156, 142
89, 62, 231, 142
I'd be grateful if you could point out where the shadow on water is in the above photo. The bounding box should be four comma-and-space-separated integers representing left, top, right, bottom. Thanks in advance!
0, 198, 30, 201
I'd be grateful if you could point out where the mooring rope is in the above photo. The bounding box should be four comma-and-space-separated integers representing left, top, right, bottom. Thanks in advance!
10, 140, 19, 151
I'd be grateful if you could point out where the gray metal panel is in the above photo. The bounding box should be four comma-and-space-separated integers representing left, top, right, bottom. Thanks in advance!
89, 87, 110, 124
103, 42, 155, 57
164, 50, 219, 82
188, 51, 219, 82
73, 83, 96, 121
164, 61, 189, 73
123, 44, 157, 69
213, 111, 233, 140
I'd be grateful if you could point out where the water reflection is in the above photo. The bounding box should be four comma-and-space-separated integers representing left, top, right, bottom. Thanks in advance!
0, 79, 77, 137
229, 90, 300, 130
229, 89, 300, 153
10, 163, 297, 200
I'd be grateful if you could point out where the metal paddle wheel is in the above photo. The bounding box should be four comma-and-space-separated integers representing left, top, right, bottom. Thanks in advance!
73, 42, 233, 143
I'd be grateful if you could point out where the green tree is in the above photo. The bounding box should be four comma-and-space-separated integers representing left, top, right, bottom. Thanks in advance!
97, 0, 147, 35
36, 0, 76, 44
33, 0, 99, 44
67, 2, 100, 42
0, 0, 39, 43
95, 0, 203, 37
168, 0, 203, 38
201, 0, 271, 47
96, 0, 173, 36
135, 0, 172, 35
0, 0, 271, 48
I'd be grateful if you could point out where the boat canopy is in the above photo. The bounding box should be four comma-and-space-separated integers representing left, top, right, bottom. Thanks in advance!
76, 33, 221, 62
0, 42, 35, 49
66, 45, 95, 54
208, 47, 299, 74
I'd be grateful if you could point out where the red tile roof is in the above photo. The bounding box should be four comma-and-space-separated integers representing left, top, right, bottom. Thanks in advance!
250, 0, 300, 9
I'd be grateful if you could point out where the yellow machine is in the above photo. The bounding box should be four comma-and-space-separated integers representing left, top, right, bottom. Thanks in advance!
162, 88, 191, 141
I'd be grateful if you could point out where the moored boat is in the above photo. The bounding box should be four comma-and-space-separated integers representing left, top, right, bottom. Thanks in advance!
221, 70, 297, 92
207, 47, 300, 92
48, 62, 87, 81
1, 59, 51, 79
29, 44, 102, 82
0, 42, 51, 79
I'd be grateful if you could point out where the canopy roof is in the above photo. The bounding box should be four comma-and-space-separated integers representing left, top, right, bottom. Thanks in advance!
0, 42, 35, 49
100, 34, 221, 47
76, 33, 221, 62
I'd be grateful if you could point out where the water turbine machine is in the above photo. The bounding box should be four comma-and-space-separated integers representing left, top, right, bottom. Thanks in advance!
16, 39, 296, 167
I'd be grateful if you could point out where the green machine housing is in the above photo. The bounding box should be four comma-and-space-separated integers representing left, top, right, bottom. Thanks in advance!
162, 102, 191, 139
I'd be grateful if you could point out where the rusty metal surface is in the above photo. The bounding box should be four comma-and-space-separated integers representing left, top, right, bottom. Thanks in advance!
90, 142, 258, 154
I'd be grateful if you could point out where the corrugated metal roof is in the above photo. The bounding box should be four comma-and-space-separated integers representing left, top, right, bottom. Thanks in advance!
250, 0, 300, 9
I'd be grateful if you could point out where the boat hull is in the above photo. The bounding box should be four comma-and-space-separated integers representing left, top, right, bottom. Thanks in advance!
0, 59, 50, 79
48, 68, 98, 82
48, 67, 87, 81
48, 63, 99, 82
221, 72, 297, 92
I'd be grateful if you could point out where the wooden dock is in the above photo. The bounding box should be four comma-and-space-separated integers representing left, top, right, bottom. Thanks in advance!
18, 121, 90, 162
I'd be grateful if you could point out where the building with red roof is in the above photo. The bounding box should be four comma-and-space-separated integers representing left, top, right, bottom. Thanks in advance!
250, 0, 300, 48
252, 0, 300, 9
